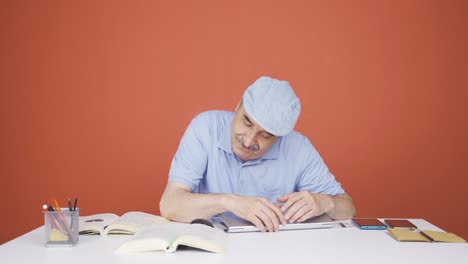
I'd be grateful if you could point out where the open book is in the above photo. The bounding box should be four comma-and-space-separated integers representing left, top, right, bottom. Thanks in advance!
79, 211, 168, 236
116, 221, 228, 253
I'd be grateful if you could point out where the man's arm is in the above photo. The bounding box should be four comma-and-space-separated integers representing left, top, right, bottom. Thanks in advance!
326, 193, 356, 219
277, 191, 356, 222
159, 182, 286, 232
159, 182, 228, 222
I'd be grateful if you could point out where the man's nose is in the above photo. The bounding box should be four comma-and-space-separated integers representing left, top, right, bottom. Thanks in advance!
243, 131, 256, 147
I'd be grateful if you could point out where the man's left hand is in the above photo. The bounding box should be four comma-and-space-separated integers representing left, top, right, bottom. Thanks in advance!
277, 190, 334, 223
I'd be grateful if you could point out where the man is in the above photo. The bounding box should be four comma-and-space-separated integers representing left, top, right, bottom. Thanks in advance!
160, 76, 356, 232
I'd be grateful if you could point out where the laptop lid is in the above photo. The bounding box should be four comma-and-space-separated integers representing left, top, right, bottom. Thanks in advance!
215, 211, 337, 233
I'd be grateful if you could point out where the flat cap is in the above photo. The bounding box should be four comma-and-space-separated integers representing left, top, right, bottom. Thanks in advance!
242, 76, 301, 136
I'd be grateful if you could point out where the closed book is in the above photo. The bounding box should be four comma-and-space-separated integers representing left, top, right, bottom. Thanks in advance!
384, 219, 417, 230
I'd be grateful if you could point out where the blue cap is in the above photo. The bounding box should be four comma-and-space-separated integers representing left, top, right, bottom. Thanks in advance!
242, 76, 301, 136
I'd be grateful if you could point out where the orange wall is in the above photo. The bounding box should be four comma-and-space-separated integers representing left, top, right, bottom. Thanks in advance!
1, 0, 467, 244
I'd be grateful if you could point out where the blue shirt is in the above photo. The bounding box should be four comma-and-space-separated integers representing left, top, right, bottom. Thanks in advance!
169, 111, 345, 202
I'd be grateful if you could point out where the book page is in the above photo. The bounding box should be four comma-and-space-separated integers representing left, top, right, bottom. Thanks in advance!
116, 225, 177, 253
168, 222, 228, 253
104, 212, 168, 235
79, 213, 119, 235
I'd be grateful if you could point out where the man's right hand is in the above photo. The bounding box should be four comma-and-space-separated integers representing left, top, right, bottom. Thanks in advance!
226, 195, 286, 232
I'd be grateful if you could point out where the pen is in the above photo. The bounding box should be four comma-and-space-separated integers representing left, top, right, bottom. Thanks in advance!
73, 197, 78, 211
68, 199, 73, 211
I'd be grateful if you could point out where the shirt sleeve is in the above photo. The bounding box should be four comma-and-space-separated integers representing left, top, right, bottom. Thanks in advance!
168, 113, 210, 191
296, 137, 345, 195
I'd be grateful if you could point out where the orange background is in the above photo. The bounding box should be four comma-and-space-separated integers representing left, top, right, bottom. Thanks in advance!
1, 0, 467, 244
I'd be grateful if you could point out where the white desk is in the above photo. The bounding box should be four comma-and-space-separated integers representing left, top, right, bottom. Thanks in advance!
1, 219, 467, 264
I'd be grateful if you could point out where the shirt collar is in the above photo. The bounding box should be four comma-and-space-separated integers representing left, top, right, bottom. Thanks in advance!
218, 119, 233, 154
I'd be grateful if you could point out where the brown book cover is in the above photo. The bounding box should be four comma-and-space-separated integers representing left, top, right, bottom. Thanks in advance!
384, 219, 417, 230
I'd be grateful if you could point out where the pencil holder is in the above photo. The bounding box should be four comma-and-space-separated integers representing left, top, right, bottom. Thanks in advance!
44, 208, 79, 247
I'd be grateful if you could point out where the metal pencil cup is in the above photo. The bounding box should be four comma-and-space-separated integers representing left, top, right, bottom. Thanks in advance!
44, 208, 79, 247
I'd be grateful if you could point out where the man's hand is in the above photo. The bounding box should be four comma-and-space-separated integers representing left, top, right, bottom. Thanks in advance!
227, 195, 286, 232
277, 190, 334, 223
160, 183, 288, 231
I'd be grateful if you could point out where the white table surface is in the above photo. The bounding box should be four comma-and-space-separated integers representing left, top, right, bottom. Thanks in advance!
1, 219, 467, 264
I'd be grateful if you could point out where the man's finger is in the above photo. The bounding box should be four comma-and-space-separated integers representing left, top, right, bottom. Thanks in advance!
285, 198, 308, 222
283, 194, 306, 218
276, 193, 292, 203
296, 209, 318, 223
256, 210, 275, 232
259, 201, 282, 231
264, 201, 286, 225
280, 192, 302, 213
289, 202, 312, 223
250, 215, 267, 232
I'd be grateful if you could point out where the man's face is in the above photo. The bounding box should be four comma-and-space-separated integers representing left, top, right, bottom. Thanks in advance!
231, 104, 278, 162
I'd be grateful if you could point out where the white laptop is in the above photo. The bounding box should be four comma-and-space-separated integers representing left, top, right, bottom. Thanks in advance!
213, 211, 337, 233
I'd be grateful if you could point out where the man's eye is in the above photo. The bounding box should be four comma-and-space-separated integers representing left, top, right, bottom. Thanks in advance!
262, 134, 272, 139
244, 122, 252, 127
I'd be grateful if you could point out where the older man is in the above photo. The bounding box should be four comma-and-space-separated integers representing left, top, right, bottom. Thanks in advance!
160, 76, 356, 232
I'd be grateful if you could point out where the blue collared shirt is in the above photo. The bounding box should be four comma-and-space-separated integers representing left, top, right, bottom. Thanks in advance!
168, 111, 345, 202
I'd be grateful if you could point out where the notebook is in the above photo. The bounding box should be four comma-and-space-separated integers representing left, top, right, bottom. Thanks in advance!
214, 212, 337, 233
